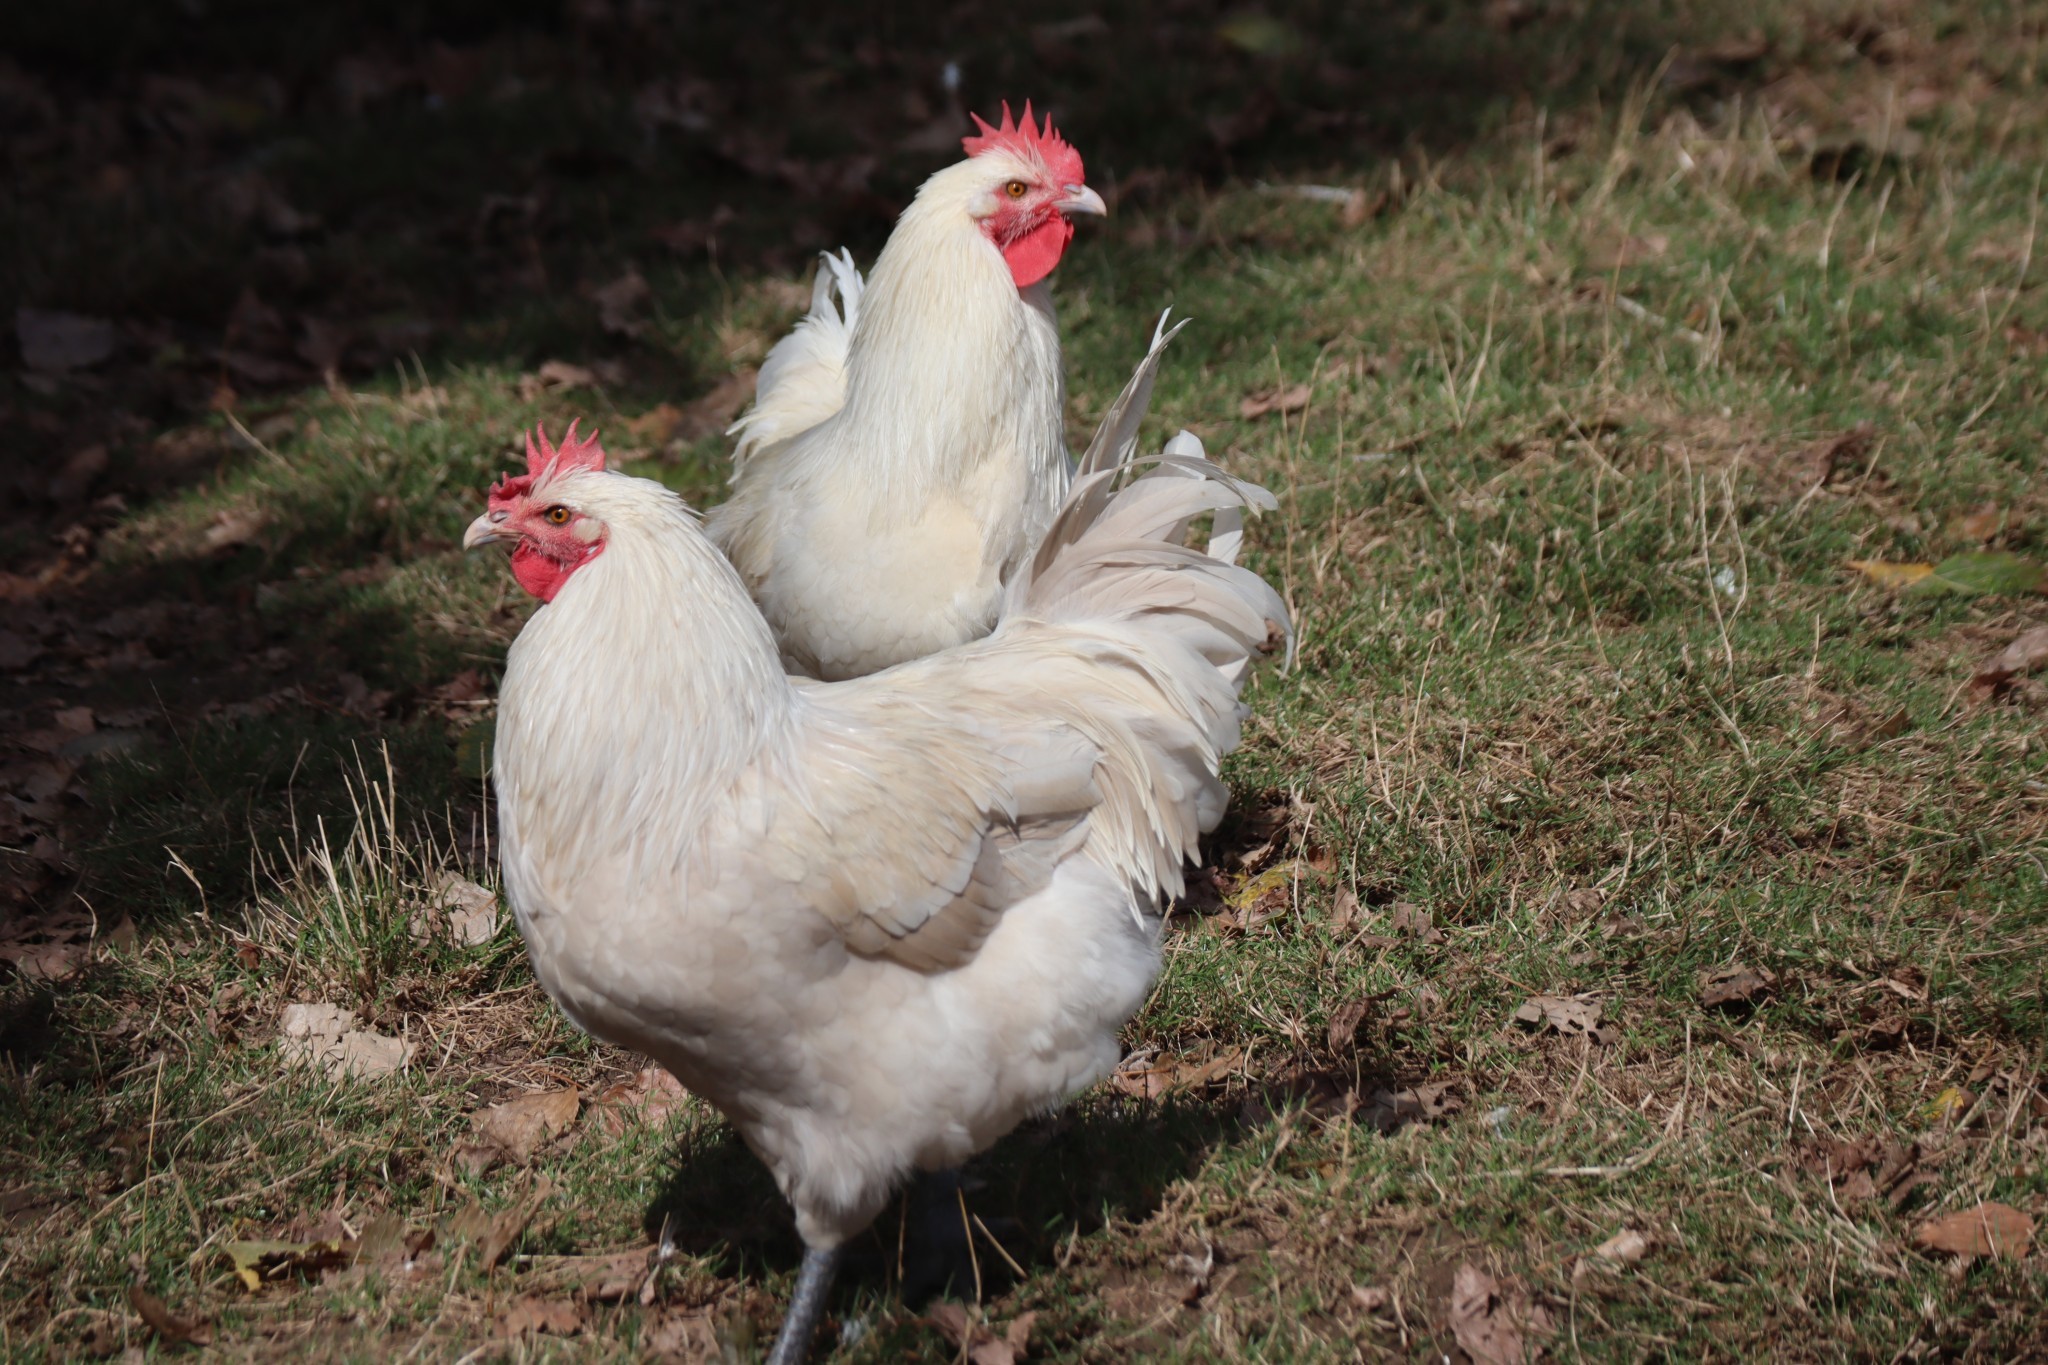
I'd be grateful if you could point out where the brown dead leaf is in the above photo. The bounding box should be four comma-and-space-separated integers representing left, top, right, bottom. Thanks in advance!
930, 1301, 1032, 1363
1449, 1263, 1553, 1365
278, 1003, 415, 1081
1389, 901, 1445, 944
1969, 626, 2048, 702
1326, 883, 1360, 934
0, 908, 104, 982
410, 872, 500, 947
1911, 1202, 2034, 1260
1787, 423, 1875, 488
1352, 1284, 1391, 1311
1354, 1079, 1461, 1133
1239, 383, 1312, 420
1110, 1046, 1243, 1099
516, 359, 599, 400
17, 307, 119, 373
1513, 994, 1611, 1042
624, 403, 685, 447
591, 1067, 689, 1137
1591, 1227, 1652, 1264
128, 1283, 211, 1347
1698, 964, 1776, 1011
1326, 991, 1392, 1052
1584, 231, 1669, 272
1949, 502, 2006, 544
202, 505, 266, 552
591, 269, 650, 338
442, 1186, 548, 1270
472, 1088, 580, 1166
501, 1294, 585, 1337
677, 369, 758, 442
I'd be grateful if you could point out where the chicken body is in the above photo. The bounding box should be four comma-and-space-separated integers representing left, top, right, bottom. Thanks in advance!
708, 111, 1102, 680
477, 430, 1286, 1261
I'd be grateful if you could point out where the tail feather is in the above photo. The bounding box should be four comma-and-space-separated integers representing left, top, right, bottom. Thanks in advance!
985, 441, 1290, 904
727, 249, 865, 473
1071, 310, 1188, 481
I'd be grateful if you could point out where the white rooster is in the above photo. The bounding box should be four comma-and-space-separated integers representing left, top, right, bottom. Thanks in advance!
466, 411, 1287, 1362
708, 102, 1108, 680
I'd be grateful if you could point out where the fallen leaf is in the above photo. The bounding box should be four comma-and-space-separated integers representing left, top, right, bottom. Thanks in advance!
335, 1029, 415, 1079
222, 1237, 356, 1292
591, 269, 650, 338
128, 1283, 210, 1346
202, 506, 266, 553
411, 872, 500, 947
1110, 1045, 1243, 1099
516, 359, 598, 400
1326, 991, 1391, 1051
17, 307, 119, 373
1789, 423, 1875, 488
1326, 883, 1360, 934
1239, 383, 1312, 420
1846, 559, 1934, 590
1512, 994, 1612, 1042
1949, 503, 2006, 543
1389, 901, 1445, 944
677, 369, 757, 441
472, 1088, 580, 1166
931, 1299, 1033, 1362
1584, 231, 1669, 272
1449, 1263, 1553, 1365
501, 1294, 585, 1337
623, 403, 684, 446
1911, 551, 2047, 597
1926, 1086, 1974, 1125
591, 1067, 689, 1136
1352, 1284, 1391, 1311
1911, 1202, 2034, 1260
442, 1191, 544, 1269
1216, 13, 1303, 55
1698, 964, 1776, 1011
1969, 626, 2048, 702
1590, 1227, 1652, 1265
1353, 1079, 1461, 1133
278, 1003, 415, 1081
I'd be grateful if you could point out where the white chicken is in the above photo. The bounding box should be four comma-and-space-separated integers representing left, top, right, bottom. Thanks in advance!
708, 102, 1107, 680
466, 410, 1287, 1362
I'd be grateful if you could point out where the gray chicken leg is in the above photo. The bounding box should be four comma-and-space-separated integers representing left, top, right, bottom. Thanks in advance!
765, 1245, 843, 1365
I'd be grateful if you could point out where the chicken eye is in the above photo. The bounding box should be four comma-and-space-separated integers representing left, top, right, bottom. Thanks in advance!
1005, 180, 1028, 199
545, 506, 572, 526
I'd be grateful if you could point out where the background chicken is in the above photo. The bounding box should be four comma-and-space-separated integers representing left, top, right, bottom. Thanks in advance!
468, 414, 1287, 1362
708, 102, 1107, 680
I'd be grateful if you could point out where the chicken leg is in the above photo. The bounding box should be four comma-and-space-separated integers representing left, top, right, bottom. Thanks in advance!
765, 1245, 842, 1365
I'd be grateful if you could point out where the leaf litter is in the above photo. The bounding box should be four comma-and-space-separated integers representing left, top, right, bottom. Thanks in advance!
1911, 1202, 2034, 1260
277, 1002, 415, 1081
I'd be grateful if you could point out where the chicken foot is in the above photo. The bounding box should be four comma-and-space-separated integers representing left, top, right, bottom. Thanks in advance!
766, 1244, 843, 1365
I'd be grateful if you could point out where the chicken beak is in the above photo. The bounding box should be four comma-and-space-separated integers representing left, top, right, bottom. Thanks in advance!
464, 509, 515, 550
1059, 184, 1108, 217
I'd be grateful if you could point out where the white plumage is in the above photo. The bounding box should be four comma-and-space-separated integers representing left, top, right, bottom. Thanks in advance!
707, 120, 1105, 681
470, 417, 1286, 1358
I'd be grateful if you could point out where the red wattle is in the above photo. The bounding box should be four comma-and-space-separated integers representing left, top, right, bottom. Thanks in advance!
1002, 215, 1076, 289
512, 541, 602, 602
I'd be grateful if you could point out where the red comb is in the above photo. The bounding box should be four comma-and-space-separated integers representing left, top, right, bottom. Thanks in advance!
525, 419, 607, 477
962, 101, 1084, 186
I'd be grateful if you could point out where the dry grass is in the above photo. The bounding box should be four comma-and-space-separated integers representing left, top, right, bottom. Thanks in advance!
5, 0, 2048, 1359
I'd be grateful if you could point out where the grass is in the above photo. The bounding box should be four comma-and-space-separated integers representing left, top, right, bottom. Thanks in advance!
5, 0, 2048, 1358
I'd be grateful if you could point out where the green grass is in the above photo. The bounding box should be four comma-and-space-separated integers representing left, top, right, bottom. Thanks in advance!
6, 0, 2048, 1358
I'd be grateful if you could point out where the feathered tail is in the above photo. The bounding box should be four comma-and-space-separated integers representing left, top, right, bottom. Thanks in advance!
986, 437, 1291, 909
726, 249, 865, 473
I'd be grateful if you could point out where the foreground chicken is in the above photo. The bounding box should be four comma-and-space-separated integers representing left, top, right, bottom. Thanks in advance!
708, 102, 1106, 680
467, 416, 1287, 1362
